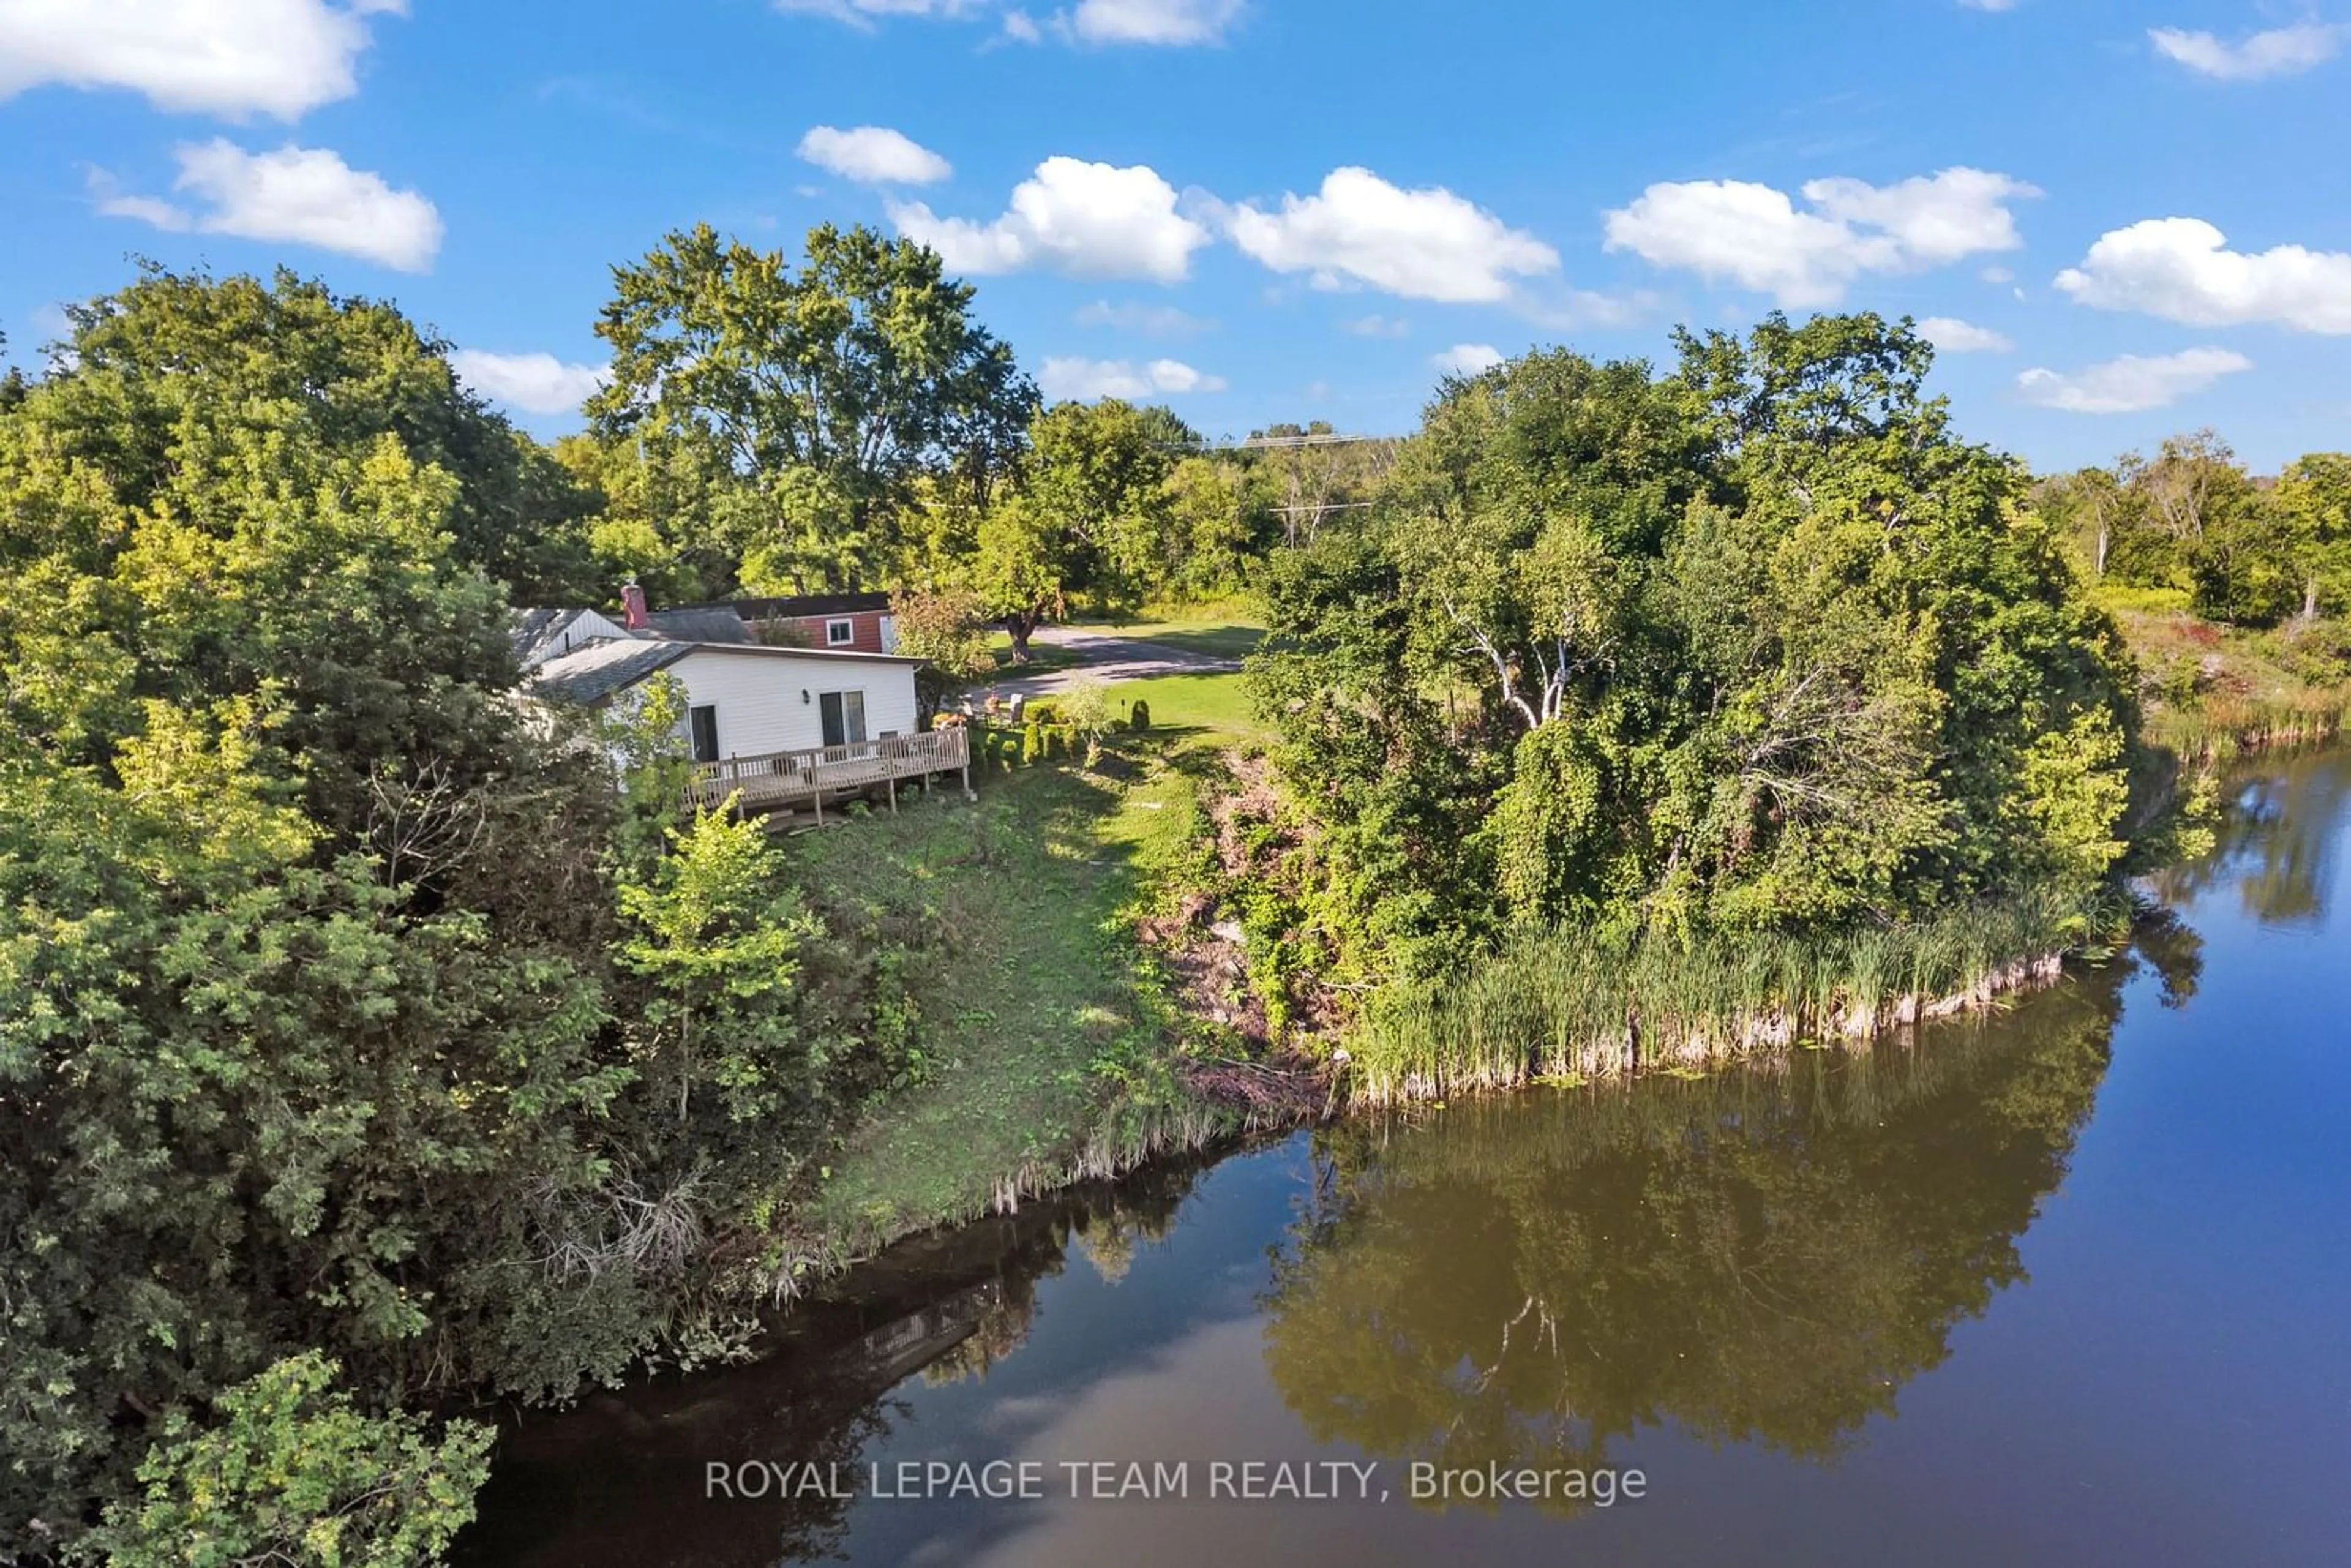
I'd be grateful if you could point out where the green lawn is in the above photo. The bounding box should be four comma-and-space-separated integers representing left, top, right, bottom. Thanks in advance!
1098, 619, 1264, 662
786, 759, 1180, 1255
1067, 598, 1268, 662
1103, 671, 1265, 739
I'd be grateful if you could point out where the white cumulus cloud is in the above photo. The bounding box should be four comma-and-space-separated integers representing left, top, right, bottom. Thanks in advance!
1431, 343, 1504, 377
1917, 316, 2014, 353
2055, 217, 2351, 334
1039, 355, 1226, 400
95, 140, 443, 272
448, 350, 609, 416
2149, 23, 2346, 80
1068, 0, 1242, 45
1221, 167, 1559, 304
1603, 167, 2038, 308
795, 125, 951, 185
0, 0, 403, 119
891, 156, 1209, 282
2015, 347, 2251, 414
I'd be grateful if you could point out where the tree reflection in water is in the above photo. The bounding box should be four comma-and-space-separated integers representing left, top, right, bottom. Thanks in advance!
457, 1165, 1205, 1567
2151, 749, 2351, 928
1260, 965, 2155, 1510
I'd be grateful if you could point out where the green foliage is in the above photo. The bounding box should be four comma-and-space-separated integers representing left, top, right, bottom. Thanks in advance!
39, 263, 596, 600
88, 1353, 492, 1568
618, 805, 820, 1127
0, 271, 665, 1548
1056, 677, 1115, 743
0, 264, 1009, 1552
1252, 315, 2142, 993
978, 400, 1174, 653
1348, 885, 2126, 1102
891, 585, 997, 710
2046, 435, 2351, 629
590, 223, 1035, 594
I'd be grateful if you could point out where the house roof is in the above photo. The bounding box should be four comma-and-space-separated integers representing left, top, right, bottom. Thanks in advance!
527, 637, 692, 705
696, 591, 893, 620
511, 606, 569, 653
527, 636, 925, 707
512, 607, 605, 667
643, 606, 756, 643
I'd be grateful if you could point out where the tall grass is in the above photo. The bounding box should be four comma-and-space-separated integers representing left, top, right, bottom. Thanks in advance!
2146, 690, 2351, 765
1346, 884, 2131, 1106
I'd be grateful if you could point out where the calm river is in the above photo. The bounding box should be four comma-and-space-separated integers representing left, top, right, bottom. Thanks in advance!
462, 749, 2351, 1567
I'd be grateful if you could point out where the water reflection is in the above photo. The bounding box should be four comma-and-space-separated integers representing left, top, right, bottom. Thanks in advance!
2151, 748, 2351, 927
1261, 975, 2131, 1508
458, 1163, 1209, 1567
470, 972, 2165, 1561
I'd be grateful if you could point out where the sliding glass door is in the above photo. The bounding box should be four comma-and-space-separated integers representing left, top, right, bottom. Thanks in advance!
819, 690, 867, 748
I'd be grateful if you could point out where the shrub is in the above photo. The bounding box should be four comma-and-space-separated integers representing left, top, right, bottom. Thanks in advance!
89, 1353, 493, 1568
1026, 701, 1060, 726
1059, 678, 1112, 743
1128, 699, 1152, 733
1021, 722, 1044, 765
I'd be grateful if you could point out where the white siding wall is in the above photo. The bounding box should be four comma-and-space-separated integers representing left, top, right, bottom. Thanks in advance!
571, 609, 633, 650
522, 609, 632, 670
668, 648, 920, 760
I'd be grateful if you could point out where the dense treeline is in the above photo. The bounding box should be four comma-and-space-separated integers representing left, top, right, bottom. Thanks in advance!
2038, 432, 2351, 626
1250, 317, 2139, 982
558, 223, 1342, 642
1234, 316, 2347, 1085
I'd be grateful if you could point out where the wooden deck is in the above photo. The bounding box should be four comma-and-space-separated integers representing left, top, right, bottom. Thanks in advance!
686, 727, 972, 818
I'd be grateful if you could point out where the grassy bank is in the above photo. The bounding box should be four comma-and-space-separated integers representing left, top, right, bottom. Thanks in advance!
2107, 590, 2351, 761
765, 737, 1248, 1277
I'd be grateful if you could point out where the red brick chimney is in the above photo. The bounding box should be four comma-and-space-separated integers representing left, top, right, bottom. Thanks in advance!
621, 579, 649, 631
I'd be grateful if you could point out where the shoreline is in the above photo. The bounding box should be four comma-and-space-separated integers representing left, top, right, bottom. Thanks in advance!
650, 694, 2347, 1381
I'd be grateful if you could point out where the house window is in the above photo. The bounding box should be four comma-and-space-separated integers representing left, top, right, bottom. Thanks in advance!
688, 705, 719, 763
825, 618, 856, 647
819, 690, 867, 748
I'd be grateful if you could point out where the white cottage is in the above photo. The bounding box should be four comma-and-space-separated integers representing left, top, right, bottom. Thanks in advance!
523, 627, 966, 817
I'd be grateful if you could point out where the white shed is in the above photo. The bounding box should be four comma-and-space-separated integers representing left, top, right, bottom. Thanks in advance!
527, 636, 964, 815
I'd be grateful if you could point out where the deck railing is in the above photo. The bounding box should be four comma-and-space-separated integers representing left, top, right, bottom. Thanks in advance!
686, 727, 970, 815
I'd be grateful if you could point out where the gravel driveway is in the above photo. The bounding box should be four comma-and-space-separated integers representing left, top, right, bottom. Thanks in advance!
985, 625, 1242, 702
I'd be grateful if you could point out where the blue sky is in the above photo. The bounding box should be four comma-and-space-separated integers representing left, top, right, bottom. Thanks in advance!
3, 1, 2349, 471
